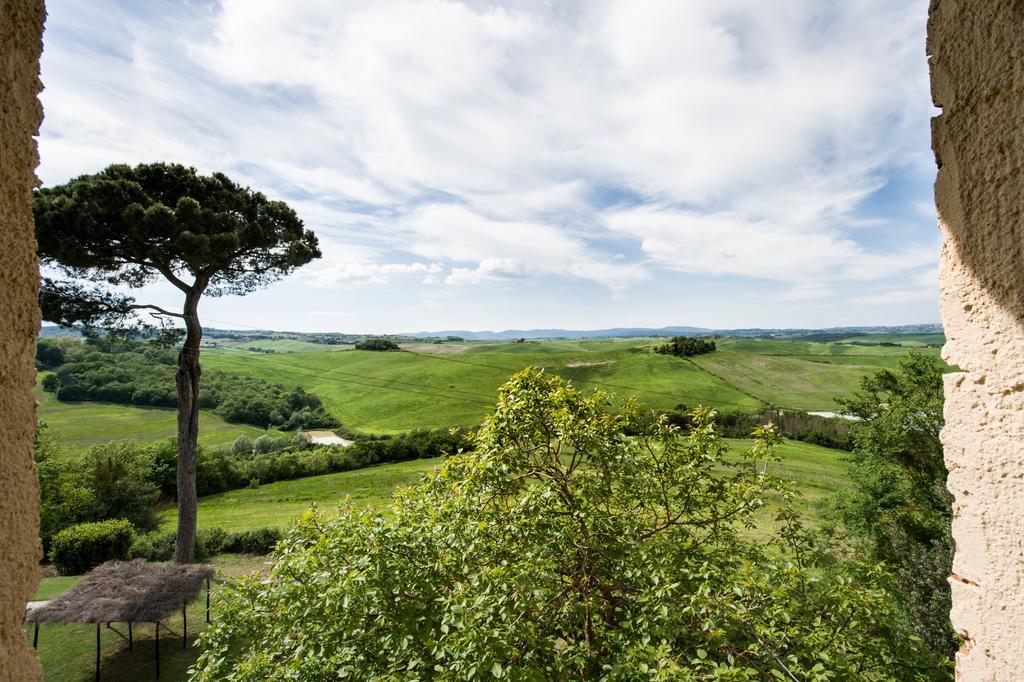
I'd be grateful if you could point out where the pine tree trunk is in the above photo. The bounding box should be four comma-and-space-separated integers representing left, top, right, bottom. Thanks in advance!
174, 294, 203, 564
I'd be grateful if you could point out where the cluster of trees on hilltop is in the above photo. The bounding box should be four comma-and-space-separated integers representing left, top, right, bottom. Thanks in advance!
654, 335, 717, 357
38, 338, 339, 430
354, 337, 400, 351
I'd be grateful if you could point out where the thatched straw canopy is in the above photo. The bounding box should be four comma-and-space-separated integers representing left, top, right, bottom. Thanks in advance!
27, 560, 215, 624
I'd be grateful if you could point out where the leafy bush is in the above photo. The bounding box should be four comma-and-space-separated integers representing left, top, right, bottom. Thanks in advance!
36, 424, 470, 551
831, 352, 955, 660
130, 526, 280, 561
35, 338, 66, 369
40, 373, 60, 392
223, 528, 282, 555
35, 433, 161, 550
128, 530, 178, 562
662, 407, 853, 451
353, 337, 400, 351
231, 435, 253, 455
194, 369, 946, 680
50, 519, 135, 575
253, 434, 275, 454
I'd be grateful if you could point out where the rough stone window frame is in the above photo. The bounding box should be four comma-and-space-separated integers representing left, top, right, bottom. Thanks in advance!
2, 1, 1022, 679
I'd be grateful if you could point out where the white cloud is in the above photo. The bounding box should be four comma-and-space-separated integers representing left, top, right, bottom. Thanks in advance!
307, 261, 443, 287
35, 0, 939, 329
446, 258, 527, 285
604, 206, 936, 285
403, 203, 647, 289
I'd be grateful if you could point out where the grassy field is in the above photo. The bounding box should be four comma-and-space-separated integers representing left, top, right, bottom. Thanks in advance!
36, 336, 941, 441
157, 457, 441, 532
202, 338, 763, 433
689, 339, 943, 411
197, 337, 939, 432
156, 438, 849, 534
205, 338, 354, 353
35, 385, 274, 451
837, 332, 945, 346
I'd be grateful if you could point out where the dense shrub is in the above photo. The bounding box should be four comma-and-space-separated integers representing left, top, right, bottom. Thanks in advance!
231, 435, 254, 455
654, 335, 717, 357
35, 338, 66, 369
194, 369, 946, 680
831, 352, 955, 660
223, 527, 282, 555
128, 530, 182, 562
130, 527, 281, 562
50, 519, 135, 575
354, 337, 400, 351
36, 422, 469, 554
45, 339, 339, 429
35, 433, 162, 550
40, 373, 60, 392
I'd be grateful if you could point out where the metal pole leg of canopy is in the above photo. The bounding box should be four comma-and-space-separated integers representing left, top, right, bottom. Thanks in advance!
95, 622, 101, 682
155, 621, 160, 679
128, 621, 132, 651
182, 601, 187, 650
206, 577, 210, 623
32, 623, 38, 649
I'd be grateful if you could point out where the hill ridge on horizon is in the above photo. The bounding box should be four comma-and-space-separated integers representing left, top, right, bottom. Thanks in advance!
40, 322, 944, 341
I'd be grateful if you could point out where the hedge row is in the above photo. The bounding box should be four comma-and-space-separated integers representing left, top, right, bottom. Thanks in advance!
130, 527, 283, 563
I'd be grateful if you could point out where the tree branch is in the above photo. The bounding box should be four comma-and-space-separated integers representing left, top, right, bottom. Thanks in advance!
126, 303, 185, 319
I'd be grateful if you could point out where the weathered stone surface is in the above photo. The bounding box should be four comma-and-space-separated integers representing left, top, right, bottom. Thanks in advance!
0, 0, 45, 679
929, 1, 1024, 678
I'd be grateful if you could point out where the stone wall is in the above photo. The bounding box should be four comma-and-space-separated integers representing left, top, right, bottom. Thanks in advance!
928, 0, 1024, 678
0, 0, 45, 679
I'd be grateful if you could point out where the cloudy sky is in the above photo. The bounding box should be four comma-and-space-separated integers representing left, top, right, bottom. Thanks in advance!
37, 0, 939, 333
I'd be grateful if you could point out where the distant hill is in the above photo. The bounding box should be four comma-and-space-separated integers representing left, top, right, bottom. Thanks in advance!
42, 322, 943, 343
400, 324, 943, 341
403, 326, 712, 340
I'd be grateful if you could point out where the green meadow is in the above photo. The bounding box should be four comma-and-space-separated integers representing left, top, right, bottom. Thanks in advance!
37, 336, 942, 443
35, 385, 274, 451
199, 336, 940, 432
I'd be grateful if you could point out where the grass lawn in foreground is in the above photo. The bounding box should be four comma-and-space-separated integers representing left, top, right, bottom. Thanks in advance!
26, 554, 268, 682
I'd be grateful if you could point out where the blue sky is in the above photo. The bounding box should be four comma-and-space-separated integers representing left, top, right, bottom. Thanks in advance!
37, 0, 940, 333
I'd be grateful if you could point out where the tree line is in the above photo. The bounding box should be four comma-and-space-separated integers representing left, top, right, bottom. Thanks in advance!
38, 338, 339, 430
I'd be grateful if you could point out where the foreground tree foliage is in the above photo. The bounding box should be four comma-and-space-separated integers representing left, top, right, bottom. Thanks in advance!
832, 352, 956, 660
194, 369, 946, 680
34, 162, 321, 563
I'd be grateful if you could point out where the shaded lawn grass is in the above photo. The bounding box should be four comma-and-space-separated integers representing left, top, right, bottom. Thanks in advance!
35, 385, 274, 451
26, 554, 268, 682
